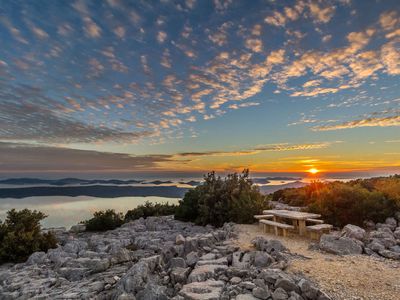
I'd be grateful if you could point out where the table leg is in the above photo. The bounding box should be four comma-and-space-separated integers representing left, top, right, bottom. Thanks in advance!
298, 220, 306, 236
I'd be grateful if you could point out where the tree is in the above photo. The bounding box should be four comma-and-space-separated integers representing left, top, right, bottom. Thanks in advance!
0, 209, 57, 263
175, 170, 268, 227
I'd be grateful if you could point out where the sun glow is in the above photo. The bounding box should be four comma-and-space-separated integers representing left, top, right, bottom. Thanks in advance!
308, 168, 319, 174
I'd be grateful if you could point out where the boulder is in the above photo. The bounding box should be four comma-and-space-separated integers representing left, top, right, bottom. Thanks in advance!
252, 287, 271, 299
272, 287, 289, 300
170, 267, 191, 284
366, 240, 385, 252
253, 251, 274, 268
179, 279, 225, 300
378, 249, 400, 260
230, 277, 242, 285
169, 257, 187, 269
70, 224, 86, 233
298, 278, 319, 300
232, 251, 252, 269
319, 234, 363, 255
136, 282, 168, 300
341, 224, 366, 241
393, 229, 400, 239
176, 234, 185, 245
188, 264, 228, 282
385, 217, 397, 231
186, 251, 199, 267
275, 278, 300, 294
26, 251, 47, 265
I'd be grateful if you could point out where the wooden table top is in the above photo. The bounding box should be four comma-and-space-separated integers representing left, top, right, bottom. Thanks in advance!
262, 209, 321, 220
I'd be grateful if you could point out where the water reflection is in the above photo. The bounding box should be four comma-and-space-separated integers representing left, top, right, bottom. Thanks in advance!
0, 196, 180, 228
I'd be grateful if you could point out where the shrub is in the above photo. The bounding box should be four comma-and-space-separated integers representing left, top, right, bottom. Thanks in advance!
124, 201, 177, 221
84, 209, 124, 231
175, 169, 268, 227
0, 209, 57, 264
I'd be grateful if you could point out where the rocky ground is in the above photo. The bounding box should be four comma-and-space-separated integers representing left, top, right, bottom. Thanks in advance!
235, 224, 400, 300
0, 216, 331, 300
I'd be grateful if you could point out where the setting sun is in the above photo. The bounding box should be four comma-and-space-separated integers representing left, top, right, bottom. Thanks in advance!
308, 168, 319, 174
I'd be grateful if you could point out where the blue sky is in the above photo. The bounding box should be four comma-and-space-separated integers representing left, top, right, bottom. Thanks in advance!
0, 0, 399, 175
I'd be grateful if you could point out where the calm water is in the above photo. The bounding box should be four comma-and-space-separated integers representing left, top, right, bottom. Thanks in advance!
0, 196, 180, 229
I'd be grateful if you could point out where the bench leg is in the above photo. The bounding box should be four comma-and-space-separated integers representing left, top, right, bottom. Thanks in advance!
274, 226, 278, 236
282, 229, 287, 237
298, 220, 306, 236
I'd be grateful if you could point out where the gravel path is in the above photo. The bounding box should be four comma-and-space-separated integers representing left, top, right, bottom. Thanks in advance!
234, 224, 400, 300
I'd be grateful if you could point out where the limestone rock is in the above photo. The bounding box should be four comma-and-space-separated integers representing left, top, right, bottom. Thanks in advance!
170, 267, 191, 284
341, 224, 366, 241
319, 234, 363, 255
176, 234, 185, 245
70, 224, 86, 233
179, 279, 225, 300
188, 264, 228, 282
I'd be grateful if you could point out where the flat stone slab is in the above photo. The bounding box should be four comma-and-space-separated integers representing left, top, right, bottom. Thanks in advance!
179, 279, 225, 300
188, 264, 228, 282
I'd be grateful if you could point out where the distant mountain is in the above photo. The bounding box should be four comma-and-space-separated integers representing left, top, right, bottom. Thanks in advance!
146, 180, 173, 185
0, 178, 143, 186
178, 180, 202, 186
251, 178, 270, 184
259, 181, 308, 194
0, 185, 188, 199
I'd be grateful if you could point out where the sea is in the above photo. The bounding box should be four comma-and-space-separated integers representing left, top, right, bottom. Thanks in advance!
0, 174, 375, 228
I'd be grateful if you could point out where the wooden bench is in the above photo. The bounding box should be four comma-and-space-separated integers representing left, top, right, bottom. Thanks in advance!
260, 219, 295, 237
307, 224, 333, 240
255, 214, 274, 230
254, 214, 274, 220
306, 218, 324, 224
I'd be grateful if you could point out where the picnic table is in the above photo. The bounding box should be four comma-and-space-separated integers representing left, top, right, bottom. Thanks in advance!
262, 209, 321, 236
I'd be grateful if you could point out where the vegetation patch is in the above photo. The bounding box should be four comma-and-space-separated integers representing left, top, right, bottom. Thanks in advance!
0, 209, 57, 263
272, 175, 400, 227
84, 209, 124, 231
175, 169, 269, 227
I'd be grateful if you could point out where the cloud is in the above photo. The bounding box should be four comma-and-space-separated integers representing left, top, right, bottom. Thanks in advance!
308, 1, 336, 23
176, 142, 336, 157
381, 40, 400, 75
379, 11, 399, 31
157, 31, 167, 43
265, 11, 287, 27
312, 115, 400, 131
229, 102, 260, 109
0, 142, 173, 172
0, 83, 153, 143
245, 38, 263, 52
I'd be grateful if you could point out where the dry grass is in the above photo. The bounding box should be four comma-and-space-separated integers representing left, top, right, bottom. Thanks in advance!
233, 224, 400, 300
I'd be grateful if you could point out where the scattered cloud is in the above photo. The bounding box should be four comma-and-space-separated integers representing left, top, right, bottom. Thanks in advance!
313, 115, 400, 131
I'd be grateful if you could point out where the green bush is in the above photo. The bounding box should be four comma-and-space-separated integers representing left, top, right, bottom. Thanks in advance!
124, 201, 177, 221
84, 209, 124, 231
175, 169, 268, 227
273, 176, 400, 227
0, 209, 57, 264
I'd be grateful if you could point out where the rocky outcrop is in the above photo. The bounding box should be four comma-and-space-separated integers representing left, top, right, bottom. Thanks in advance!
0, 217, 331, 300
318, 217, 400, 260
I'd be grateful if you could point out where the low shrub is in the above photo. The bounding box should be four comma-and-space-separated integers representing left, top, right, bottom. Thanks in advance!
0, 209, 57, 264
124, 201, 177, 222
84, 209, 124, 231
175, 169, 268, 227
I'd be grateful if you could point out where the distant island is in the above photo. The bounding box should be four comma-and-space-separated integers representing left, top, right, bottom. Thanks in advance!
0, 185, 188, 199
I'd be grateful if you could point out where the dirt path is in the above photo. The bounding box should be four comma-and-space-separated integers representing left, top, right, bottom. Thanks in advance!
234, 224, 400, 300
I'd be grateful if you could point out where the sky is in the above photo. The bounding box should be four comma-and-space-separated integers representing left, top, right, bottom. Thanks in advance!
0, 0, 399, 177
